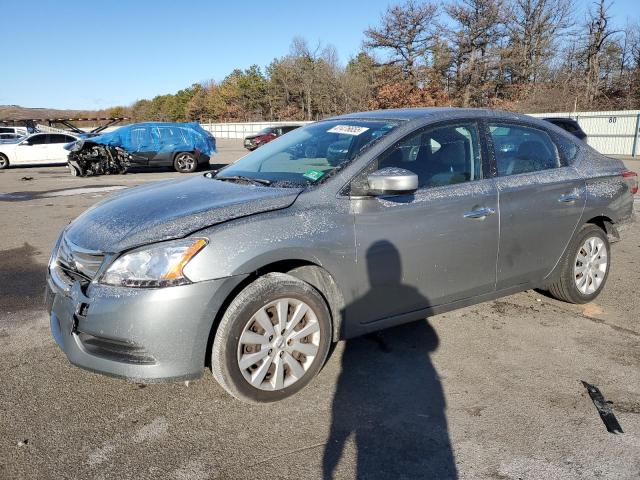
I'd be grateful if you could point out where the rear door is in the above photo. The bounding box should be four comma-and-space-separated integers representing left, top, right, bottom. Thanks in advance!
488, 122, 586, 289
15, 134, 49, 164
152, 126, 187, 165
349, 121, 499, 328
47, 134, 76, 163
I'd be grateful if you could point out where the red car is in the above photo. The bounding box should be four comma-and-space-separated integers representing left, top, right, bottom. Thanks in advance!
243, 125, 301, 150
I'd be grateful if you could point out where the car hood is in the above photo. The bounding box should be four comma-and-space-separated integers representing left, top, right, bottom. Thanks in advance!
65, 174, 303, 252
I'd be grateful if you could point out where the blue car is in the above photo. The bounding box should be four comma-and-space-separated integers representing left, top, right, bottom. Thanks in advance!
65, 122, 216, 176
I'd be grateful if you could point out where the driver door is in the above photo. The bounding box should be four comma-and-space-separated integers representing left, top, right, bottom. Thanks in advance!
16, 134, 50, 164
128, 126, 154, 165
348, 121, 499, 327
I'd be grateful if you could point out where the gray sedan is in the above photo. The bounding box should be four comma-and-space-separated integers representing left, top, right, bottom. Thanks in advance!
46, 108, 637, 403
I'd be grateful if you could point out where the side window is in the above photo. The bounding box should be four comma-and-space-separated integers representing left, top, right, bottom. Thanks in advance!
49, 134, 68, 144
28, 134, 47, 145
489, 123, 559, 176
377, 123, 482, 188
130, 127, 151, 150
63, 135, 76, 143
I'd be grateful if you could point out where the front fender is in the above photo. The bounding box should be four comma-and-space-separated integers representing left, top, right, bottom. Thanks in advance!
183, 207, 355, 286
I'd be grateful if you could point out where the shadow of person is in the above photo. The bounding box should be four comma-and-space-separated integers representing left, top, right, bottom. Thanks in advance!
323, 241, 457, 479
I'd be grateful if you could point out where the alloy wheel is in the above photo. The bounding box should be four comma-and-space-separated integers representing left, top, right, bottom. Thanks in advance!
176, 154, 195, 171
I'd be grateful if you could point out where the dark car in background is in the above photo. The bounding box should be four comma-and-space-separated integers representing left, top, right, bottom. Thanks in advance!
65, 122, 216, 176
244, 125, 301, 150
543, 117, 587, 141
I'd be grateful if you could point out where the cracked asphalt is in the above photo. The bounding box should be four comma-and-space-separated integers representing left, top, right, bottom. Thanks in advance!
0, 141, 639, 479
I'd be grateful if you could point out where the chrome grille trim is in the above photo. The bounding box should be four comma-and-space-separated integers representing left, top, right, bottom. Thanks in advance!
56, 236, 105, 281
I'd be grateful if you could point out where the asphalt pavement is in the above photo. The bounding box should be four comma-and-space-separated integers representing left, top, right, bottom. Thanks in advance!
0, 140, 639, 479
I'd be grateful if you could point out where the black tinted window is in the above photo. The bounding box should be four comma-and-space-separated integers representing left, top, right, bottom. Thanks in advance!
378, 123, 482, 188
27, 134, 47, 145
49, 134, 69, 144
63, 135, 76, 143
0, 127, 12, 133
489, 124, 559, 176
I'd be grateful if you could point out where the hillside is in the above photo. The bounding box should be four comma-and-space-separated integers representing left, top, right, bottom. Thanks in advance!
0, 105, 102, 121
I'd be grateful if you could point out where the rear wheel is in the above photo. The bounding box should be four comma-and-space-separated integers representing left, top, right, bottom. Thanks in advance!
0, 154, 9, 169
548, 224, 610, 304
173, 152, 197, 173
211, 273, 332, 403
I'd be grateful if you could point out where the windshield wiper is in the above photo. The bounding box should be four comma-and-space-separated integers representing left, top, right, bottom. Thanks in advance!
213, 175, 272, 186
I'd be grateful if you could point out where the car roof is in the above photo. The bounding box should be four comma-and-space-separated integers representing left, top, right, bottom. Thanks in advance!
543, 117, 579, 123
327, 107, 551, 127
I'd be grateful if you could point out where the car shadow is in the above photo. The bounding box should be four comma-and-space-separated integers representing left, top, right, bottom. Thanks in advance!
322, 241, 457, 479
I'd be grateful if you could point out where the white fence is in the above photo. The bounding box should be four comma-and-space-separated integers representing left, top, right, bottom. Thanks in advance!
528, 110, 640, 156
201, 121, 312, 140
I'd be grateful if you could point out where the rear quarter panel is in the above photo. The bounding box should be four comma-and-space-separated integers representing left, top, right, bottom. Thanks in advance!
574, 148, 634, 227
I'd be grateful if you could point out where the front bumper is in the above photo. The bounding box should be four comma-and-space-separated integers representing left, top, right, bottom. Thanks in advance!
46, 270, 247, 383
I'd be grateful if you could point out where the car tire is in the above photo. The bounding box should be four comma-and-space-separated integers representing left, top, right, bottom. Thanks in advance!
173, 152, 198, 173
547, 224, 611, 304
211, 272, 332, 403
0, 154, 9, 169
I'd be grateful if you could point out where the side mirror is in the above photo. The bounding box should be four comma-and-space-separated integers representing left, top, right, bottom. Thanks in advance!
367, 167, 418, 195
21, 140, 31, 146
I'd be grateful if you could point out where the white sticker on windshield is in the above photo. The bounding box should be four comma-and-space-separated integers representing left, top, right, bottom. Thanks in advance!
327, 125, 369, 136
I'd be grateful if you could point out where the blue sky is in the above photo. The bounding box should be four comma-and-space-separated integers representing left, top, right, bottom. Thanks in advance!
1, 0, 638, 110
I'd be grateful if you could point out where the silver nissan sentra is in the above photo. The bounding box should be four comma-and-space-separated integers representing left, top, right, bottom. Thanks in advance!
46, 108, 637, 403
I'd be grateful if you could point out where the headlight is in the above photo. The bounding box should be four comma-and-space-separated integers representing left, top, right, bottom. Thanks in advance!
100, 238, 207, 288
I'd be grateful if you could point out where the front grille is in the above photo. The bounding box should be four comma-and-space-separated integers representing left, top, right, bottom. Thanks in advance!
54, 236, 104, 286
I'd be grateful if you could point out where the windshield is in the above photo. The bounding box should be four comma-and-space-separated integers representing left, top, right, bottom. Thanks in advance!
220, 119, 399, 186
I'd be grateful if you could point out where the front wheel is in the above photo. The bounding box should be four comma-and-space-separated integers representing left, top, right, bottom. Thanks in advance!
173, 152, 198, 173
547, 224, 611, 304
211, 273, 332, 403
0, 154, 9, 170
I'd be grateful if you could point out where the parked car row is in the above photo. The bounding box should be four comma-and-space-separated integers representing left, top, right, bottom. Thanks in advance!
0, 122, 216, 174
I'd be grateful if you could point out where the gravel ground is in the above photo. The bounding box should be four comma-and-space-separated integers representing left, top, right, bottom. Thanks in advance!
0, 141, 639, 479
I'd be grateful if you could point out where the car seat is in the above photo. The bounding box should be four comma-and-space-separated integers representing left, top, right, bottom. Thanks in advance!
505, 140, 551, 175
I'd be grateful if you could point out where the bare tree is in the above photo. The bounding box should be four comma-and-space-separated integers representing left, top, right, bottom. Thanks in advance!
583, 0, 619, 103
446, 0, 507, 107
364, 0, 440, 85
505, 0, 573, 85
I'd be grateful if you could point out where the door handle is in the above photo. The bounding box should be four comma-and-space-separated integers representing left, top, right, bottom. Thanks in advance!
558, 192, 580, 203
463, 207, 496, 219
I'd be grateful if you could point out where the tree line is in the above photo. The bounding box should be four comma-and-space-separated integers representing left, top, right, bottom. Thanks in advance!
106, 0, 640, 123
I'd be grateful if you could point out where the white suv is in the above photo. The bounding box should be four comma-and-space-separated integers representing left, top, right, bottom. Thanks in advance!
0, 132, 78, 169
